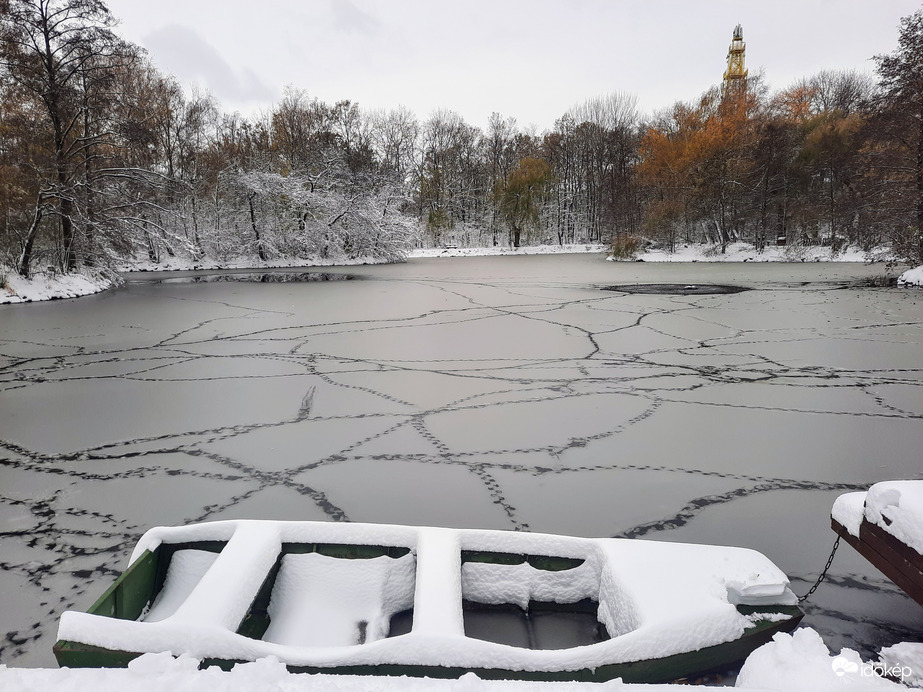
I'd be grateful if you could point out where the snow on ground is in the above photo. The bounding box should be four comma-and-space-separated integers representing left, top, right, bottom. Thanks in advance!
0, 657, 703, 692
413, 241, 892, 264
881, 643, 923, 688
2, 627, 919, 691
736, 629, 913, 690
114, 254, 395, 273
628, 242, 881, 264
0, 268, 116, 305
409, 244, 607, 258
898, 265, 923, 287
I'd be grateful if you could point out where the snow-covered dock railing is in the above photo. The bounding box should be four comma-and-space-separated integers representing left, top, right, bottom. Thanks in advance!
55, 520, 802, 683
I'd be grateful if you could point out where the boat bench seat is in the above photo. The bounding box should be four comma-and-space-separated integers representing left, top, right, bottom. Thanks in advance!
261, 551, 415, 647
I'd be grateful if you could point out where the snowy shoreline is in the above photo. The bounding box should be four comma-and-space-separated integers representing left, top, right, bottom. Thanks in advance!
2, 243, 921, 305
3, 627, 921, 691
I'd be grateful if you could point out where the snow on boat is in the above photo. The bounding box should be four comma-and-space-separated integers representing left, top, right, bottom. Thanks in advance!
54, 520, 803, 683
832, 480, 923, 607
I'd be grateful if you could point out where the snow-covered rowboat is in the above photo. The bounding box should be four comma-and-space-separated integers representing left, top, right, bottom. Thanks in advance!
832, 481, 923, 607
54, 520, 803, 683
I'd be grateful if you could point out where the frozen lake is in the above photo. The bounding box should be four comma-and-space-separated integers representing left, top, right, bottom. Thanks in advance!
1, 254, 922, 668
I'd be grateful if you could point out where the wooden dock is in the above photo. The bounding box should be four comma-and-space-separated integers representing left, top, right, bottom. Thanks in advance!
832, 517, 923, 608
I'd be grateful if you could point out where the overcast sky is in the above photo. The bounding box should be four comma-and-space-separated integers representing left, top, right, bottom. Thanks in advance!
104, 0, 922, 131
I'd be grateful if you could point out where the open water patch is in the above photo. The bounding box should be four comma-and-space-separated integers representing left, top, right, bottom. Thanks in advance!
602, 283, 750, 295
126, 271, 360, 285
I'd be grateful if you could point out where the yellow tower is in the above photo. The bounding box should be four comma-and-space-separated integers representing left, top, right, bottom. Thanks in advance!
723, 24, 748, 90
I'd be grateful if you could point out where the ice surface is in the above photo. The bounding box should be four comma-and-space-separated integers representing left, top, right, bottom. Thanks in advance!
424, 391, 653, 454
295, 457, 514, 529
3, 256, 921, 669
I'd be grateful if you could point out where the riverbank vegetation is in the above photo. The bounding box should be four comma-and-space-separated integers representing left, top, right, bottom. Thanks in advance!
2, 1, 923, 279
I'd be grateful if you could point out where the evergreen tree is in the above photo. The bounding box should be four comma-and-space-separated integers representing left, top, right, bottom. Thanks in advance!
871, 9, 923, 262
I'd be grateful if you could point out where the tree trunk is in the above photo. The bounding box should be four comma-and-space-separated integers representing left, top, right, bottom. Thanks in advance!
917, 108, 923, 262
58, 164, 77, 272
191, 193, 202, 259
248, 192, 267, 261
145, 230, 157, 262
18, 199, 44, 278
82, 74, 96, 267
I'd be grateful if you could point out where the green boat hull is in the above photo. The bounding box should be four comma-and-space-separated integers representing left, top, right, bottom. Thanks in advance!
54, 538, 802, 683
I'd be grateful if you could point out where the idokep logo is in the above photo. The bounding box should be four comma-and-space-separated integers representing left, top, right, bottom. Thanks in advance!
832, 656, 858, 677
831, 655, 913, 682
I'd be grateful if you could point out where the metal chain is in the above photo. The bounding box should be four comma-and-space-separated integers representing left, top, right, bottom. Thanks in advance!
798, 535, 841, 603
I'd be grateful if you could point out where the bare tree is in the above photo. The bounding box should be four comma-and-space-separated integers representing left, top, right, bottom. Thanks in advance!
0, 0, 126, 275
370, 106, 419, 185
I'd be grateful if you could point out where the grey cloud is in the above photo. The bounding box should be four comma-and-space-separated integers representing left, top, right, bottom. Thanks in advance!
330, 0, 380, 35
143, 24, 276, 103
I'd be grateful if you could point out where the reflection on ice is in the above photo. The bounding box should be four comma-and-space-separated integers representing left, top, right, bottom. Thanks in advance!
126, 271, 359, 284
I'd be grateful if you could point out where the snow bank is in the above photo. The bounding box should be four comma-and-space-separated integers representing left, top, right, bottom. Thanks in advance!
412, 241, 878, 263
409, 244, 606, 258
880, 642, 923, 688
897, 265, 923, 287
0, 268, 116, 304
118, 254, 395, 273
8, 628, 922, 691
626, 242, 877, 263
736, 628, 910, 690
0, 656, 732, 692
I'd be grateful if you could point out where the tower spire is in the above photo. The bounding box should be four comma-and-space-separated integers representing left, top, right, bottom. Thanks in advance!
723, 24, 748, 92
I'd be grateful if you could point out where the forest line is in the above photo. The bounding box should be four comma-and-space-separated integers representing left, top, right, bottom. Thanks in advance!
2, 1, 922, 281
